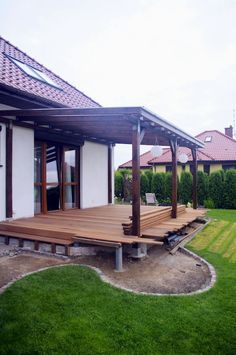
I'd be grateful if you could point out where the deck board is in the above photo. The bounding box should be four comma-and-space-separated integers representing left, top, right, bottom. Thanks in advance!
0, 205, 206, 247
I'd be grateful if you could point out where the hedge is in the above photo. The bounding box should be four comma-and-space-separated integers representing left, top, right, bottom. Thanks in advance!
114, 171, 124, 198
140, 173, 149, 198
197, 171, 209, 206
114, 168, 236, 209
179, 172, 193, 205
223, 169, 236, 209
151, 173, 166, 202
209, 171, 224, 208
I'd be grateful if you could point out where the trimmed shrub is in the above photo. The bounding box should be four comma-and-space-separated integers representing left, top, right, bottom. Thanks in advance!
223, 169, 236, 209
114, 171, 124, 198
197, 171, 209, 206
179, 172, 193, 205
119, 169, 131, 178
209, 171, 224, 208
204, 198, 215, 209
165, 172, 172, 201
151, 173, 166, 202
144, 169, 153, 191
140, 173, 149, 198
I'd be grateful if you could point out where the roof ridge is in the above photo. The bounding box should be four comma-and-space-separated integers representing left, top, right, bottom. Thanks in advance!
196, 129, 236, 143
0, 35, 101, 107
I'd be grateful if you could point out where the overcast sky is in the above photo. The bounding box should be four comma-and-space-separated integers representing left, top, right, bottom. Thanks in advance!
1, 0, 236, 167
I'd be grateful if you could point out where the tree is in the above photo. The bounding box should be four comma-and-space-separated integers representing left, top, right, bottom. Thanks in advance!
197, 171, 209, 206
179, 172, 193, 205
151, 173, 166, 202
209, 171, 224, 208
223, 169, 236, 209
114, 171, 124, 198
165, 172, 172, 201
144, 169, 153, 191
140, 173, 149, 199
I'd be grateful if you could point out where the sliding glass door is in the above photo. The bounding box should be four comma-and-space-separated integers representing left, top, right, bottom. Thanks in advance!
34, 142, 80, 213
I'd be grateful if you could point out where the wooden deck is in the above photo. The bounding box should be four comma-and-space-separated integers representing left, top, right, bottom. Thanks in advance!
0, 205, 206, 251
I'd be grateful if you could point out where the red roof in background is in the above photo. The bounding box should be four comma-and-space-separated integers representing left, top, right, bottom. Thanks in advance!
0, 36, 100, 108
119, 148, 169, 168
119, 130, 236, 168
149, 130, 236, 164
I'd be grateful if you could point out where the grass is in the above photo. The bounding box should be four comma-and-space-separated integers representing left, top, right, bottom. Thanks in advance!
0, 210, 236, 354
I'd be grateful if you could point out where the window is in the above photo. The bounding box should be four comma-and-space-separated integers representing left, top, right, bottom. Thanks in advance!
204, 136, 212, 142
166, 165, 172, 173
7, 55, 61, 90
204, 164, 210, 175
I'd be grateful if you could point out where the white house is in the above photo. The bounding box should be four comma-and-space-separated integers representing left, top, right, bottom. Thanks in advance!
0, 36, 114, 222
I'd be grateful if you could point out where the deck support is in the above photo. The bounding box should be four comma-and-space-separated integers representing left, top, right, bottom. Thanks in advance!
132, 120, 141, 236
6, 121, 13, 218
192, 148, 198, 209
170, 138, 178, 218
115, 246, 123, 272
108, 144, 113, 204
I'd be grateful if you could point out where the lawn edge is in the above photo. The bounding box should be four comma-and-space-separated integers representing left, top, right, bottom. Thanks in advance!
0, 249, 216, 297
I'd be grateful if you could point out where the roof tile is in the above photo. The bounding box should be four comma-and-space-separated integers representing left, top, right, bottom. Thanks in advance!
0, 36, 100, 108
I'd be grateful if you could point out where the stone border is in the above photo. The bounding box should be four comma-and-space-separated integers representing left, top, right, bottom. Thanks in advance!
0, 250, 216, 297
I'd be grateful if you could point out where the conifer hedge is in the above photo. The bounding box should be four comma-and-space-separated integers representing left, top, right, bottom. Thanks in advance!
179, 172, 193, 204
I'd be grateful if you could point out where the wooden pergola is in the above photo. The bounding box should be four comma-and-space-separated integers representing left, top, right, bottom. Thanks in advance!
0, 106, 204, 237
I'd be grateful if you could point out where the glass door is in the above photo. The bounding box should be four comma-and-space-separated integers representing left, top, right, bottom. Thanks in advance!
34, 141, 80, 213
46, 144, 61, 211
63, 147, 78, 209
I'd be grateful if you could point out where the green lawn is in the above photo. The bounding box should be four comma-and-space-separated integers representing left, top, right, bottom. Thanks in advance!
0, 210, 236, 355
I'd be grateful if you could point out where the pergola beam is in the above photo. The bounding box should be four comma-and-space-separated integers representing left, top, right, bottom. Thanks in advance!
132, 120, 141, 236
192, 148, 198, 209
169, 138, 178, 218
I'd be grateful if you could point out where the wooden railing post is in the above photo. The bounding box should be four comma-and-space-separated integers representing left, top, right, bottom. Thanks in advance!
6, 121, 13, 218
132, 120, 140, 236
169, 138, 178, 218
108, 144, 112, 204
192, 148, 198, 209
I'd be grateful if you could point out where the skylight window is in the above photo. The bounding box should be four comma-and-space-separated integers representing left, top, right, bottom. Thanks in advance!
7, 55, 61, 90
204, 136, 212, 142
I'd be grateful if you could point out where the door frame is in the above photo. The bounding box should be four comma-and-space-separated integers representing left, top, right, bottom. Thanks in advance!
34, 140, 80, 214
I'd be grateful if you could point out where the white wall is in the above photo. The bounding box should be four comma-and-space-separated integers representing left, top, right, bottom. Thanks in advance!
0, 123, 6, 221
12, 126, 34, 219
80, 141, 109, 208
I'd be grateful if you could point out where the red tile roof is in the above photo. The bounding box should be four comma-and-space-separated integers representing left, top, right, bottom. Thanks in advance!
0, 36, 100, 108
119, 148, 169, 168
149, 130, 236, 164
119, 130, 236, 168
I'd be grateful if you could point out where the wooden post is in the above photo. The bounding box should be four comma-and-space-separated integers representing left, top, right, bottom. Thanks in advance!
132, 120, 141, 236
192, 148, 198, 209
108, 144, 112, 204
170, 138, 178, 218
6, 121, 13, 218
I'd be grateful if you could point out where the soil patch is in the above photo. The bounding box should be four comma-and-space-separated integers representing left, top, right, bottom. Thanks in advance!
0, 244, 211, 294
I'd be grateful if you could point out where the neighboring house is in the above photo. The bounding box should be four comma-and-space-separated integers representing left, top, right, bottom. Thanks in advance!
119, 128, 236, 175
0, 36, 112, 221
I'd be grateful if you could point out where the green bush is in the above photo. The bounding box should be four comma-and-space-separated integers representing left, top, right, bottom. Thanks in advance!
179, 172, 193, 205
144, 169, 153, 191
197, 171, 209, 206
223, 169, 236, 209
119, 169, 131, 178
151, 173, 166, 202
204, 198, 215, 209
165, 172, 172, 201
209, 171, 224, 208
114, 171, 124, 198
140, 173, 149, 198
